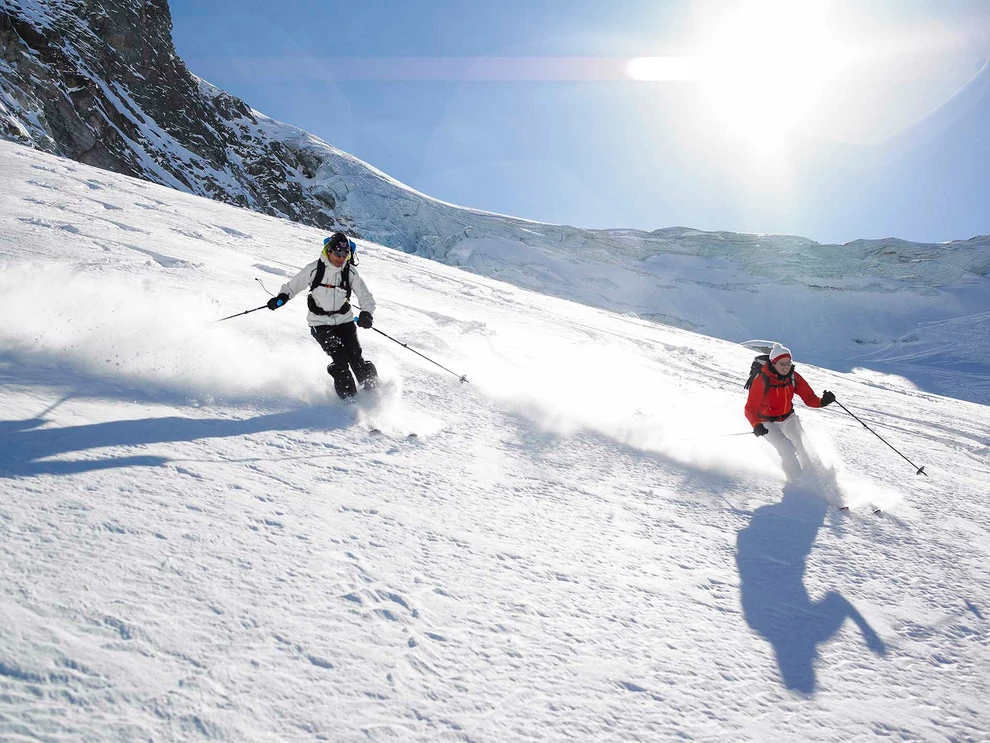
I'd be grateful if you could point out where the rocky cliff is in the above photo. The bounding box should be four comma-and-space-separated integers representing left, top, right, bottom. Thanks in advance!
0, 0, 345, 229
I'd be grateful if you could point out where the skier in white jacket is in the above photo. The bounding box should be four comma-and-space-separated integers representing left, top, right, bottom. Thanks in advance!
267, 232, 378, 399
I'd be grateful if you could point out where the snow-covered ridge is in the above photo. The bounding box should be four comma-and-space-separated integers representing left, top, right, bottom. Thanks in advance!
1, 1, 989, 402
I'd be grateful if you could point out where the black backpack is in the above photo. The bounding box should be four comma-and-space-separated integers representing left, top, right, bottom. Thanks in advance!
743, 354, 770, 390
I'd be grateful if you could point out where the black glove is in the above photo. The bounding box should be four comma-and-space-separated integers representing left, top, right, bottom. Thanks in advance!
267, 293, 289, 310
753, 423, 769, 437
357, 310, 373, 329
820, 390, 836, 407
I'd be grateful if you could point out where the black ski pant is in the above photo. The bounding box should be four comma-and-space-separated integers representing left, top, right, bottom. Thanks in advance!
310, 322, 378, 399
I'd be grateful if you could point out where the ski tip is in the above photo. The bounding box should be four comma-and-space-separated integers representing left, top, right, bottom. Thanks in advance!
740, 340, 777, 355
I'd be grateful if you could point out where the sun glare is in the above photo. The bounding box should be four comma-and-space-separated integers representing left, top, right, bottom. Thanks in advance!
626, 2, 851, 155
696, 0, 848, 153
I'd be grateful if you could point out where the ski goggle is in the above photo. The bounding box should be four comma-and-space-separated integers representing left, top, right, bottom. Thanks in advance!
323, 236, 350, 256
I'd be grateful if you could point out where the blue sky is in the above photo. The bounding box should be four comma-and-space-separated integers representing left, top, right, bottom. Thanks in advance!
169, 0, 989, 245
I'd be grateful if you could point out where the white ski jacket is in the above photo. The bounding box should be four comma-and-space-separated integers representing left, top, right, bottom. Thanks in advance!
279, 258, 376, 327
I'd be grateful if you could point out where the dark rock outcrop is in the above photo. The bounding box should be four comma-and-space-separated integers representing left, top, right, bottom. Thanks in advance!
0, 0, 341, 230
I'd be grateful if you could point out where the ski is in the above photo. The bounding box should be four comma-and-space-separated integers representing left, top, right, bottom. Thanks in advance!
838, 505, 883, 516
369, 428, 418, 440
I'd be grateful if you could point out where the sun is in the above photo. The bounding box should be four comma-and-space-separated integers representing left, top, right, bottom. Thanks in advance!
625, 2, 850, 156
694, 0, 849, 153
626, 2, 853, 207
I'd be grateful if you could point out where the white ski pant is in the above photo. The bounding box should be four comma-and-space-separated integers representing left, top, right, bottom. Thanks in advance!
763, 414, 811, 480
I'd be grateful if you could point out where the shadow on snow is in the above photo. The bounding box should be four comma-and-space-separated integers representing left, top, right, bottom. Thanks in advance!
0, 407, 346, 478
735, 483, 888, 694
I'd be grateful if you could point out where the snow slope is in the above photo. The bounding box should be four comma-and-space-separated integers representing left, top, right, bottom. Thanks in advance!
1, 142, 989, 742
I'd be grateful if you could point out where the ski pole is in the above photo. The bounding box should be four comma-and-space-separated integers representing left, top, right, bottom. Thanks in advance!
215, 304, 268, 323
833, 399, 927, 476
370, 326, 468, 383
215, 278, 277, 322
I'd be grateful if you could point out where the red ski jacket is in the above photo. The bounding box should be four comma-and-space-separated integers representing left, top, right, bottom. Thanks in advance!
745, 362, 822, 428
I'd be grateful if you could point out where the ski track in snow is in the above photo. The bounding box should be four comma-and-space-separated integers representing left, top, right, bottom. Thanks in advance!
1, 141, 989, 742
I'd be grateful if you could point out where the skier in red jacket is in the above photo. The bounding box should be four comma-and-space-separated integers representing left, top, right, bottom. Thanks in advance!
745, 343, 835, 479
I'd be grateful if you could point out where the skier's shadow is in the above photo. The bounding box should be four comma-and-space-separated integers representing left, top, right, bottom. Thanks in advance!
735, 483, 887, 694
0, 407, 347, 478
